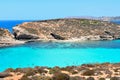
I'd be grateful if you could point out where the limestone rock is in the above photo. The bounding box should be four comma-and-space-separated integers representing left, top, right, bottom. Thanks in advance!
13, 26, 39, 40
13, 18, 120, 41
0, 28, 25, 47
0, 28, 14, 41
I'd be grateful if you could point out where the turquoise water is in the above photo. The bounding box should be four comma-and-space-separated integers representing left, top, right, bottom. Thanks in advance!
0, 40, 120, 72
0, 20, 120, 72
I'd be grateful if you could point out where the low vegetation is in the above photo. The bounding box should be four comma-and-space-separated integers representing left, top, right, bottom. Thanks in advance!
2, 63, 120, 80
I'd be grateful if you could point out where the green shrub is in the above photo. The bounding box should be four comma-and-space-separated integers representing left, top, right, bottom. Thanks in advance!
70, 70, 78, 74
82, 70, 94, 76
70, 76, 83, 80
0, 29, 5, 36
110, 77, 119, 80
81, 64, 95, 67
20, 75, 31, 80
4, 68, 14, 72
52, 73, 70, 80
14, 68, 23, 72
87, 77, 95, 80
31, 76, 52, 80
49, 67, 61, 74
99, 78, 105, 80
61, 66, 75, 72
24, 69, 37, 77
37, 68, 48, 74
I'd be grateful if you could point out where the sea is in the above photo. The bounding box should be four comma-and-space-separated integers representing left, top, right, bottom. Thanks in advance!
0, 20, 120, 72
0, 20, 32, 32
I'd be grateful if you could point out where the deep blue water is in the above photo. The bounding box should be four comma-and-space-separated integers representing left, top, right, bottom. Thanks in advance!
0, 20, 120, 72
0, 20, 32, 32
111, 20, 120, 24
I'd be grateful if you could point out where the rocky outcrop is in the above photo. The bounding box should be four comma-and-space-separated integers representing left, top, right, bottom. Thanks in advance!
0, 28, 25, 47
13, 26, 39, 40
13, 18, 120, 41
0, 28, 14, 41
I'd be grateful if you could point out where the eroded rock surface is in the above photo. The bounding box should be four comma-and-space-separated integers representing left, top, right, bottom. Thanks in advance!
0, 28, 25, 47
13, 18, 120, 41
0, 28, 14, 41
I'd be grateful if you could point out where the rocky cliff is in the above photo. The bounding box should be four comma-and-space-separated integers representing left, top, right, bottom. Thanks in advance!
0, 28, 14, 41
0, 28, 25, 47
13, 18, 120, 41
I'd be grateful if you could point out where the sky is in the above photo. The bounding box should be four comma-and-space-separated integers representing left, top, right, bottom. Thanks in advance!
0, 0, 120, 20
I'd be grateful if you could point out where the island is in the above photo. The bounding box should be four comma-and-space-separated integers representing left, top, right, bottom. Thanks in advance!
1, 18, 120, 80
1, 18, 120, 47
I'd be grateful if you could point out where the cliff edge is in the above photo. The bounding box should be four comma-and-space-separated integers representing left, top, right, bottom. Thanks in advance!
0, 28, 25, 47
13, 18, 120, 41
0, 28, 14, 41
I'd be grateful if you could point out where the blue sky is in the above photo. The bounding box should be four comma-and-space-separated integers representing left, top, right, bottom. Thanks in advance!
0, 0, 120, 20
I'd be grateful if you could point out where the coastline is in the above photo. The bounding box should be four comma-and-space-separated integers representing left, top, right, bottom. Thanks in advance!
0, 38, 115, 48
1, 35, 117, 47
1, 63, 120, 80
0, 40, 26, 48
1, 18, 120, 47
1, 19, 120, 80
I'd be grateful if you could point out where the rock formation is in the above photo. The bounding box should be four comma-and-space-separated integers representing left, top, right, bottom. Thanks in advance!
0, 28, 14, 41
1, 18, 120, 47
13, 18, 120, 41
0, 28, 25, 47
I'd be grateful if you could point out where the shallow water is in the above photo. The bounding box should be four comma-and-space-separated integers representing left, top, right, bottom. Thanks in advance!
0, 20, 120, 72
0, 40, 120, 72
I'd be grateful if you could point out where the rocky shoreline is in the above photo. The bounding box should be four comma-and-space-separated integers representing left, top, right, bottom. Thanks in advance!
1, 18, 120, 47
0, 28, 26, 47
0, 63, 120, 80
13, 18, 120, 41
0, 19, 120, 80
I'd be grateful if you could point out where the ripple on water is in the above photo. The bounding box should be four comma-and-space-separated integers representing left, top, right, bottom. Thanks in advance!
0, 40, 120, 72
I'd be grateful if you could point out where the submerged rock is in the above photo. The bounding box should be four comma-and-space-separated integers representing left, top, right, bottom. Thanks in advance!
13, 18, 120, 41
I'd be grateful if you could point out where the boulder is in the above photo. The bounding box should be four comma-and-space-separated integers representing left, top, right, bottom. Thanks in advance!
0, 72, 12, 78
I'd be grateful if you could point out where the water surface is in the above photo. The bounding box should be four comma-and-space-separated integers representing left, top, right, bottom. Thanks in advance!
0, 40, 120, 72
0, 20, 120, 72
0, 20, 32, 32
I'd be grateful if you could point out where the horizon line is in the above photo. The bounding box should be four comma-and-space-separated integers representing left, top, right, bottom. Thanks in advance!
0, 16, 120, 21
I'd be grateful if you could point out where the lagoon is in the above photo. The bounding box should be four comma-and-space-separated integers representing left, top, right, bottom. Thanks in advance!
0, 20, 120, 72
0, 40, 120, 72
